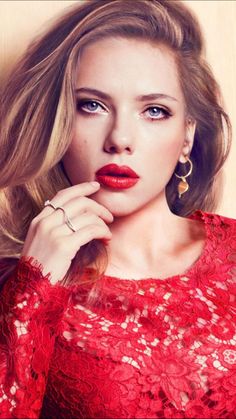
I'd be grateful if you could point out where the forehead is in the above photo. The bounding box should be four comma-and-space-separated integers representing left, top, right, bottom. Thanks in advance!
76, 37, 183, 100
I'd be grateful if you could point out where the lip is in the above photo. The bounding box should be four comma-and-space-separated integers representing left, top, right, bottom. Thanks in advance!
96, 164, 140, 189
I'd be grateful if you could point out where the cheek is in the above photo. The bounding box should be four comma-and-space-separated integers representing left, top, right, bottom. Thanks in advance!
62, 138, 93, 184
145, 123, 185, 167
73, 118, 105, 158
74, 116, 105, 140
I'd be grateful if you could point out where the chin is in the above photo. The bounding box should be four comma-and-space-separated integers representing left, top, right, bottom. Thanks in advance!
95, 193, 151, 219
104, 202, 137, 218
110, 208, 134, 218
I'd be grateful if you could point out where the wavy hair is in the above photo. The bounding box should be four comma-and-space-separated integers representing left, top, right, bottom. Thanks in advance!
0, 0, 231, 284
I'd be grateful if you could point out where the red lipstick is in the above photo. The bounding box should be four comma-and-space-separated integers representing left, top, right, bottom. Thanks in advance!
96, 164, 139, 189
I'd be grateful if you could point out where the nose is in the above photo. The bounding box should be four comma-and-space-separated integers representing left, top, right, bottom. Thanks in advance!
103, 111, 135, 155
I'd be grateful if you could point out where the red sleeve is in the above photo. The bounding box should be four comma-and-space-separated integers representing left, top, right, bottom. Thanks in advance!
0, 257, 70, 419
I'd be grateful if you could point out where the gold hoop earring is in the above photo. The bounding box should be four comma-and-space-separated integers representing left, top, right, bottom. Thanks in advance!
174, 156, 193, 198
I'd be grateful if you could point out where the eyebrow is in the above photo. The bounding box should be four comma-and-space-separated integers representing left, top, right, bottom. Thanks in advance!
75, 87, 178, 102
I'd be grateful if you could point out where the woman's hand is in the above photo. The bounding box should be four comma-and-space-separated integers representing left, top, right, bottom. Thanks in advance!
21, 182, 113, 284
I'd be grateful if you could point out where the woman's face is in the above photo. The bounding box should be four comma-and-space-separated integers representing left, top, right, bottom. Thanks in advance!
62, 37, 195, 217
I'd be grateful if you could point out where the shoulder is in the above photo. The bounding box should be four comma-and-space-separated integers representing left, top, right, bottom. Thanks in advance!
189, 209, 236, 249
189, 209, 236, 231
188, 211, 235, 288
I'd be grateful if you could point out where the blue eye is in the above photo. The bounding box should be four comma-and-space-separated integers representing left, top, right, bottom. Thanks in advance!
76, 100, 105, 113
145, 106, 170, 120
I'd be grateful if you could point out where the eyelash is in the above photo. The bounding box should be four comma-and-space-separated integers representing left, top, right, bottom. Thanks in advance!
76, 100, 106, 115
145, 106, 171, 121
76, 99, 172, 121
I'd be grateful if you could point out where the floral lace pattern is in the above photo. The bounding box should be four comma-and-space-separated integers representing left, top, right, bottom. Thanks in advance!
0, 211, 236, 418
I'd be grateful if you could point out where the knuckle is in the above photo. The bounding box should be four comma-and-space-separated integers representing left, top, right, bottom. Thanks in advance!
83, 209, 93, 218
36, 218, 50, 235
79, 196, 92, 210
55, 189, 65, 199
30, 216, 39, 228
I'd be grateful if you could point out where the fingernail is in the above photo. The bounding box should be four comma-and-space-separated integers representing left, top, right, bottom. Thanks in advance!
90, 181, 100, 188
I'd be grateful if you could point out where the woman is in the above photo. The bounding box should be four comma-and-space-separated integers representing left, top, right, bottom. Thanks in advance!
0, 0, 235, 418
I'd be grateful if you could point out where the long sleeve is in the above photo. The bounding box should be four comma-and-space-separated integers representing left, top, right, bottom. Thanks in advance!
0, 257, 70, 419
1, 211, 235, 419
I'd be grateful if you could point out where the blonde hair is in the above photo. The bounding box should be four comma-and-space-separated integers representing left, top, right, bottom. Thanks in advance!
0, 0, 231, 284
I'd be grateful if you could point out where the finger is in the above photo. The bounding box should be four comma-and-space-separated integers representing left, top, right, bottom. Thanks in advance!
51, 212, 111, 239
46, 223, 112, 263
33, 206, 111, 238
70, 223, 112, 249
41, 181, 100, 212
53, 181, 101, 203
64, 196, 113, 223
40, 195, 113, 224
66, 212, 110, 234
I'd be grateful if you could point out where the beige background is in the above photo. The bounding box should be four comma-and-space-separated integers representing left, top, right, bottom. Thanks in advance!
1, 1, 235, 218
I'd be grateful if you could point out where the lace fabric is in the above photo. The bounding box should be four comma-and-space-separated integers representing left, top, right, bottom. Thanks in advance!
0, 210, 235, 418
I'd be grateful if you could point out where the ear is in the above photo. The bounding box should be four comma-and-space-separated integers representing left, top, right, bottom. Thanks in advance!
179, 118, 196, 163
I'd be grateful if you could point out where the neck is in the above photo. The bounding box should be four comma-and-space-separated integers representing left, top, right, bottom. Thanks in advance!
111, 197, 174, 241
106, 194, 192, 274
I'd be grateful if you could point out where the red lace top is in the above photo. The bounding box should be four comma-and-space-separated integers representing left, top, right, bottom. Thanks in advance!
0, 210, 235, 419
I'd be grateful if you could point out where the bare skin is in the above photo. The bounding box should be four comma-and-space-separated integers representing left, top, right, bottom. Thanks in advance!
22, 37, 206, 284
22, 182, 113, 284
105, 204, 206, 280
